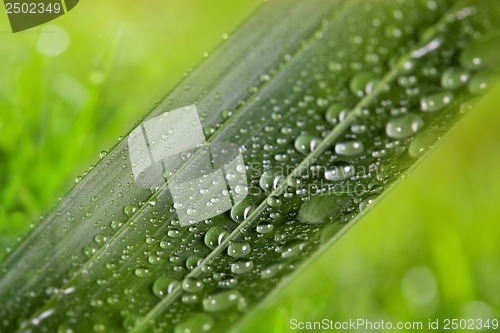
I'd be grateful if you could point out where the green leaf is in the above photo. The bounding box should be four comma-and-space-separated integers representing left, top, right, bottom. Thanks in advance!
1, 0, 500, 332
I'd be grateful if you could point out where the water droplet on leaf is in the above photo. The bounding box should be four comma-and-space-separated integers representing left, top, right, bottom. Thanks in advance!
420, 91, 454, 112
335, 140, 364, 156
202, 290, 243, 312
385, 113, 424, 139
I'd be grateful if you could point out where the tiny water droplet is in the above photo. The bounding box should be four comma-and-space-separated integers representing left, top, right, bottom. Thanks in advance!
110, 220, 123, 230
186, 255, 203, 271
335, 140, 364, 156
152, 277, 179, 298
174, 313, 214, 333
259, 170, 284, 193
261, 263, 284, 279
123, 204, 137, 217
182, 278, 204, 293
204, 226, 228, 249
203, 126, 215, 137
94, 234, 108, 246
167, 229, 181, 238
230, 201, 254, 223
182, 294, 199, 304
408, 129, 445, 159
325, 162, 356, 181
202, 290, 243, 312
234, 184, 249, 196
359, 195, 377, 211
227, 241, 251, 258
468, 71, 498, 95
349, 72, 379, 97
385, 113, 424, 139
294, 134, 321, 155
327, 61, 343, 72
231, 260, 254, 274
281, 240, 306, 259
420, 91, 454, 112
134, 267, 151, 278
267, 196, 281, 207
256, 221, 274, 234
459, 33, 500, 70
441, 69, 470, 90
325, 104, 349, 125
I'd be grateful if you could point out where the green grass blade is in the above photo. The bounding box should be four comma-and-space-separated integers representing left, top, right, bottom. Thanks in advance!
1, 0, 500, 332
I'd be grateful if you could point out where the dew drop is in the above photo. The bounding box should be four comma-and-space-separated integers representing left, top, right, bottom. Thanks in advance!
460, 97, 480, 115
325, 104, 349, 125
93, 323, 106, 332
202, 290, 243, 312
83, 246, 96, 257
174, 313, 214, 333
294, 133, 321, 155
234, 184, 249, 196
398, 58, 416, 73
182, 294, 199, 304
160, 240, 172, 249
204, 226, 228, 250
441, 69, 470, 90
384, 25, 403, 39
182, 278, 204, 293
203, 126, 215, 137
152, 277, 180, 298
222, 109, 233, 119
94, 234, 108, 246
110, 220, 123, 231
186, 255, 203, 271
281, 240, 306, 259
359, 195, 377, 211
230, 200, 254, 223
219, 277, 238, 288
167, 229, 181, 238
148, 255, 161, 265
261, 263, 284, 279
468, 71, 498, 95
398, 75, 417, 87
134, 267, 151, 278
299, 192, 351, 224
227, 241, 251, 258
420, 91, 454, 112
408, 129, 445, 159
459, 33, 500, 70
385, 113, 424, 139
327, 61, 342, 72
256, 221, 274, 234
259, 170, 284, 193
267, 196, 281, 208
335, 140, 364, 156
123, 204, 137, 217
349, 71, 379, 97
231, 260, 254, 275
325, 162, 356, 181
350, 123, 367, 134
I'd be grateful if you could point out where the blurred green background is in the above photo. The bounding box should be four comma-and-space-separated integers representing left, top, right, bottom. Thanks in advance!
0, 1, 499, 332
